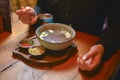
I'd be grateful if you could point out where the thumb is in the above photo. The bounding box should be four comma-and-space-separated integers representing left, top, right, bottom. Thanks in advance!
82, 46, 97, 60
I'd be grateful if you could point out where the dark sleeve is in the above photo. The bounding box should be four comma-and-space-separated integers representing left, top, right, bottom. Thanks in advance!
96, 0, 120, 62
35, 0, 47, 13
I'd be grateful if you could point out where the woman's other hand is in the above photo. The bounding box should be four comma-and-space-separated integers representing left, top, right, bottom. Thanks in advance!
77, 44, 104, 71
16, 6, 38, 25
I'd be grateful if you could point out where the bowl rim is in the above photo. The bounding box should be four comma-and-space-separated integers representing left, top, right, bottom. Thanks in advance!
35, 23, 76, 44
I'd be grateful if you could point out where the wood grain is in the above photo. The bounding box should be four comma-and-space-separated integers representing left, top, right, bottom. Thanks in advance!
0, 16, 3, 34
0, 13, 120, 80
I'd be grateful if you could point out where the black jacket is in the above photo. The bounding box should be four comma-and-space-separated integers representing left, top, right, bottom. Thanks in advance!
33, 0, 120, 61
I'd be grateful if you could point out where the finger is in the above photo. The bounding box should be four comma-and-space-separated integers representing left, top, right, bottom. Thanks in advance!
21, 15, 37, 24
24, 7, 36, 17
25, 6, 35, 15
77, 54, 94, 71
21, 16, 32, 24
89, 54, 102, 70
85, 58, 92, 65
80, 51, 97, 71
22, 12, 32, 18
16, 10, 26, 16
30, 16, 38, 25
77, 57, 90, 71
19, 15, 27, 21
19, 13, 36, 24
25, 6, 33, 10
19, 11, 33, 20
77, 57, 86, 70
16, 10, 22, 15
25, 6, 31, 11
82, 48, 97, 61
16, 8, 27, 16
16, 6, 24, 14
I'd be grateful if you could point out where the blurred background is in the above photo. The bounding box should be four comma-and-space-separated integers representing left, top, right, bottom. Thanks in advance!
11, 0, 37, 12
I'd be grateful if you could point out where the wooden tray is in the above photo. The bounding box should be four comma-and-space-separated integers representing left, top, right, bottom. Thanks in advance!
12, 37, 77, 67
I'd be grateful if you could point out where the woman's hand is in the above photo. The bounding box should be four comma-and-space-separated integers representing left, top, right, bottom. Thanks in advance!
77, 44, 104, 71
16, 6, 38, 25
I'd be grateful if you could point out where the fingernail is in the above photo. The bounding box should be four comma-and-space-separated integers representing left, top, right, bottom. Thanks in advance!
77, 57, 83, 64
82, 55, 87, 60
85, 58, 92, 65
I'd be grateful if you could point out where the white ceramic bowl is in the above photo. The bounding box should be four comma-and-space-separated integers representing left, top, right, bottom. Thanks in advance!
36, 23, 76, 51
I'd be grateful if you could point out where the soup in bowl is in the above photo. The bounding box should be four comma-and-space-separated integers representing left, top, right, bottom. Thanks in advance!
36, 23, 76, 51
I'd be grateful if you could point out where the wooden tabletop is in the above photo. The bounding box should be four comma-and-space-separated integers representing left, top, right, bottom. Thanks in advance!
0, 31, 120, 80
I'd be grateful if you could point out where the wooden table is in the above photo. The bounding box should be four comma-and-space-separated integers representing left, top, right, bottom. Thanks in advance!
0, 16, 4, 34
0, 31, 120, 80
